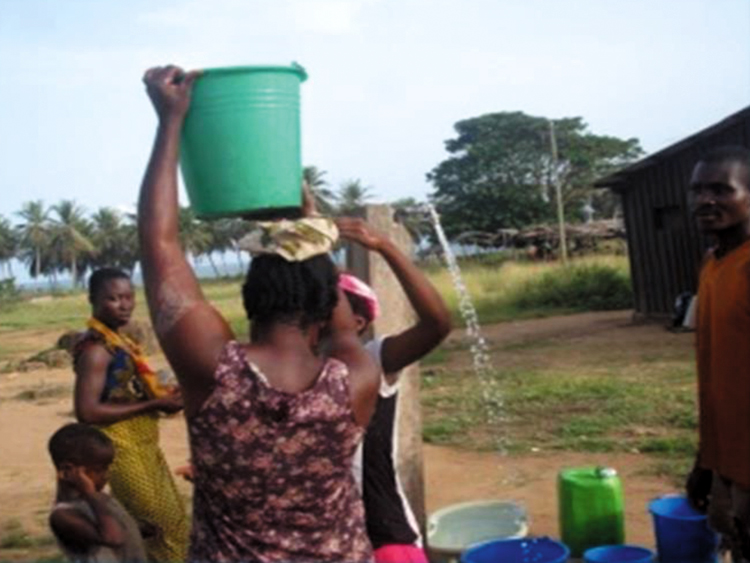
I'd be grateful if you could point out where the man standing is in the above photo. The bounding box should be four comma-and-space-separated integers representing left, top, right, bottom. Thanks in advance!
686, 146, 750, 562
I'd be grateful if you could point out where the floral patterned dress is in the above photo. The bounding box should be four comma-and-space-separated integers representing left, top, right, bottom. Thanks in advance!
188, 341, 373, 563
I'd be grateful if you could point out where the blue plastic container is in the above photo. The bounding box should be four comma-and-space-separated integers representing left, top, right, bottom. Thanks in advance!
461, 537, 570, 563
649, 495, 718, 563
584, 544, 654, 562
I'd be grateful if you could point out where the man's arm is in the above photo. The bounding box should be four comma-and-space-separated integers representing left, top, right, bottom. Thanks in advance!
336, 218, 452, 379
138, 65, 233, 415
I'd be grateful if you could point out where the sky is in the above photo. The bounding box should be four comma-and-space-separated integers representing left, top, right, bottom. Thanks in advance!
1, 0, 749, 221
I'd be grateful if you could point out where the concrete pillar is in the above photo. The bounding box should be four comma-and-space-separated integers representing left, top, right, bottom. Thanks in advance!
346, 204, 426, 531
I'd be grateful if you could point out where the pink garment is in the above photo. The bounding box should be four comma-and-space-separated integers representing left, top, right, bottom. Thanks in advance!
339, 273, 381, 320
187, 341, 373, 563
373, 544, 429, 563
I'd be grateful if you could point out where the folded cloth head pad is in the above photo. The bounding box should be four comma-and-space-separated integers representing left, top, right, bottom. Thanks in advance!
238, 217, 339, 261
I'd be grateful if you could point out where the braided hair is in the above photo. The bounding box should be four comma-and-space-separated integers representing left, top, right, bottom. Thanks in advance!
242, 254, 339, 329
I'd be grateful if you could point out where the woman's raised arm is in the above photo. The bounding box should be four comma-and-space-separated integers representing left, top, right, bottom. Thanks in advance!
138, 65, 233, 415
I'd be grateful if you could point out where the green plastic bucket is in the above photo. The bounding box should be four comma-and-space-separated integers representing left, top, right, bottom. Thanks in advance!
180, 64, 307, 219
558, 467, 625, 558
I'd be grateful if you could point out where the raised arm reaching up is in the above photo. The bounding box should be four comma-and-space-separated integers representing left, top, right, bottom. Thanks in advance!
336, 217, 452, 379
138, 65, 233, 416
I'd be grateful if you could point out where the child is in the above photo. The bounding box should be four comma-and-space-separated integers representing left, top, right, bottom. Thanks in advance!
48, 423, 147, 563
336, 217, 452, 563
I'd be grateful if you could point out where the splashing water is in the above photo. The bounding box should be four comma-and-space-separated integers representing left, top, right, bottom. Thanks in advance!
426, 204, 507, 451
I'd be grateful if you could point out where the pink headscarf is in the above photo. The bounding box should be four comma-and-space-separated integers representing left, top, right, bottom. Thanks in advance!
338, 273, 380, 321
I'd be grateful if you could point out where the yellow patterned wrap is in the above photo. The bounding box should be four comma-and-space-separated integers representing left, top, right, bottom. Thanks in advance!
99, 414, 189, 563
86, 317, 170, 399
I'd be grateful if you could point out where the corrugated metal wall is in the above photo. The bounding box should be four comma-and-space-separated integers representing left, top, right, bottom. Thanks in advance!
622, 115, 750, 317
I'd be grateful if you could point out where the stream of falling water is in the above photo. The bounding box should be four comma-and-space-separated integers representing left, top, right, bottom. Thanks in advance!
426, 204, 507, 452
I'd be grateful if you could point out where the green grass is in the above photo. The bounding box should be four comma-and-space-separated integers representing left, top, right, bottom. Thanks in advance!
421, 347, 451, 366
0, 255, 632, 365
0, 522, 32, 550
420, 321, 698, 482
0, 292, 90, 332
0, 255, 632, 336
427, 255, 632, 325
423, 365, 698, 456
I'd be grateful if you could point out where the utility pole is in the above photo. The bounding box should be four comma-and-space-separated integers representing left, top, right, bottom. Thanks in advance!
549, 120, 568, 264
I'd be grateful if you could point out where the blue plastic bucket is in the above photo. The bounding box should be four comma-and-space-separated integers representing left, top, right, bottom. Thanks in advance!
461, 537, 570, 563
583, 544, 654, 562
649, 495, 718, 563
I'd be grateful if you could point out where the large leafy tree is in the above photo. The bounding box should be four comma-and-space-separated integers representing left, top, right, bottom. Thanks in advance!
50, 200, 96, 285
427, 112, 643, 238
17, 200, 50, 279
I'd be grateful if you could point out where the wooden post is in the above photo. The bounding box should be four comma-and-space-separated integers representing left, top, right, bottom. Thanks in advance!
345, 204, 426, 530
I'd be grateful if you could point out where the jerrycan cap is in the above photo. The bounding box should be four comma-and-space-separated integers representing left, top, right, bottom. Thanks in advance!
596, 466, 618, 478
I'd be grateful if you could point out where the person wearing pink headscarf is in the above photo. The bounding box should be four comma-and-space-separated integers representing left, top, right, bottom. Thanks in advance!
336, 217, 452, 563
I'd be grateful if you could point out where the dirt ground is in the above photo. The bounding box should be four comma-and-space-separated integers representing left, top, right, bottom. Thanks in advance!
0, 311, 681, 560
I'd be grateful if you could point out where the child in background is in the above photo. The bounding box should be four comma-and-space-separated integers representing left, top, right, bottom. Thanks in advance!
336, 217, 452, 563
48, 423, 147, 563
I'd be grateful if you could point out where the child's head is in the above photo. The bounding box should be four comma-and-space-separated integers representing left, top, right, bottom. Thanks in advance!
242, 254, 339, 330
48, 423, 115, 492
339, 273, 380, 335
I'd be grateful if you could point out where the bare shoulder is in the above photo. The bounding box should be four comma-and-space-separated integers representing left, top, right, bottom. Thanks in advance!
75, 341, 111, 373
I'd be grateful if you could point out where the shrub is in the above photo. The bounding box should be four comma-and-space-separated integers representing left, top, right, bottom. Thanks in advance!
510, 263, 633, 311
0, 278, 20, 309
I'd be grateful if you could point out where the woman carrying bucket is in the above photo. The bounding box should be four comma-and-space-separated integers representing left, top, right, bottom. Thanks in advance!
138, 64, 380, 562
333, 218, 452, 563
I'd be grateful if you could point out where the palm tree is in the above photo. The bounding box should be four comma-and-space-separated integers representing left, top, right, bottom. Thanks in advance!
206, 219, 241, 276
391, 198, 429, 243
335, 179, 374, 216
0, 215, 18, 278
178, 207, 212, 269
50, 200, 95, 285
90, 207, 139, 273
303, 165, 336, 214
16, 200, 50, 279
227, 218, 252, 270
